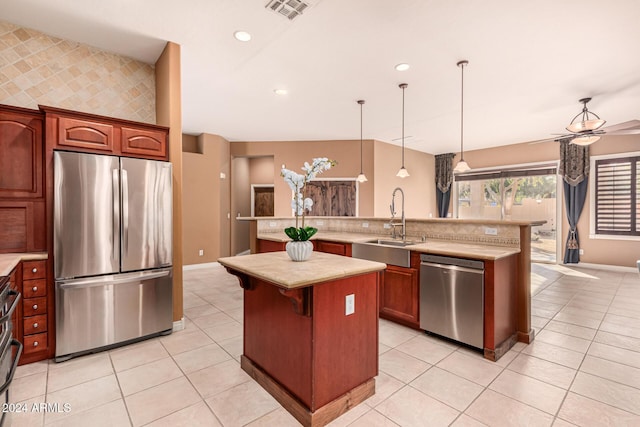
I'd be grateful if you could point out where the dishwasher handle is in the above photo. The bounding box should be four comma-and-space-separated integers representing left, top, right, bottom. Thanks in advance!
420, 261, 484, 275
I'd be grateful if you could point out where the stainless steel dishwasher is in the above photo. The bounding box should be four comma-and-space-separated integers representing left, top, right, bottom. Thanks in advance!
419, 254, 484, 349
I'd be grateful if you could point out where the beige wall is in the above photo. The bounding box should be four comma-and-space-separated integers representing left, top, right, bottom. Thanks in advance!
182, 133, 231, 265
0, 20, 156, 123
250, 156, 275, 185
461, 134, 640, 267
230, 140, 375, 217
374, 141, 437, 218
155, 42, 183, 321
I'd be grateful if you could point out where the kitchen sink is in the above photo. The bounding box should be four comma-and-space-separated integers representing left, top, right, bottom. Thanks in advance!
351, 239, 414, 267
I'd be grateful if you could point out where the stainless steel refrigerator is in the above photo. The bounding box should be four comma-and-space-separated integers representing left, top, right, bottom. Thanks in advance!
53, 151, 173, 362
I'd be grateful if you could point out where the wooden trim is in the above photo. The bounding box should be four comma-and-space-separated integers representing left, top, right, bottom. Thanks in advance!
241, 356, 374, 427
484, 333, 517, 362
38, 105, 169, 133
279, 288, 311, 316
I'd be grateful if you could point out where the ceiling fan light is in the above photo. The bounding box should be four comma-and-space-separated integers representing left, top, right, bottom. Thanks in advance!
571, 135, 600, 145
567, 118, 606, 133
396, 167, 410, 178
453, 160, 471, 173
356, 173, 368, 183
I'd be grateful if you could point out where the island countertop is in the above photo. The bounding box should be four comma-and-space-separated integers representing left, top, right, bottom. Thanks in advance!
218, 251, 386, 290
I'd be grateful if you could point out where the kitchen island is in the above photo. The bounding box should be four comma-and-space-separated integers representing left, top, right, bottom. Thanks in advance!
218, 251, 386, 427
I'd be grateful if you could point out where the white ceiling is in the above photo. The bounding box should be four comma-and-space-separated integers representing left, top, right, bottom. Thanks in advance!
2, 0, 640, 154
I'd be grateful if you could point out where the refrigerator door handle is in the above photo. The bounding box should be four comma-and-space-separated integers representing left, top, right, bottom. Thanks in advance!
112, 169, 119, 262
57, 269, 171, 289
122, 168, 129, 256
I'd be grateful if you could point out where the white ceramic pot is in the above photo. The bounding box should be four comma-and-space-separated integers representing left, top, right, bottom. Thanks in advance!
285, 240, 313, 262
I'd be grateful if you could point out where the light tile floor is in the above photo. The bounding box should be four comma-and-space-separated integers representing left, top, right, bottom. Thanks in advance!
9, 263, 640, 426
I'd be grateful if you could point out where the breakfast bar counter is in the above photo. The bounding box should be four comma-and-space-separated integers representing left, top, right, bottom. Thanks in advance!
218, 251, 386, 427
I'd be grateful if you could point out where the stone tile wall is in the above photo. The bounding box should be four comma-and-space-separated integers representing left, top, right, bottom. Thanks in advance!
0, 21, 155, 123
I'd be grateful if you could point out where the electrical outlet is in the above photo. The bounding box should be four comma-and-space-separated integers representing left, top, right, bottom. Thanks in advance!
362, 222, 369, 228
316, 220, 324, 226
383, 223, 391, 229
579, 249, 584, 255
198, 249, 204, 256
345, 294, 355, 315
484, 227, 498, 235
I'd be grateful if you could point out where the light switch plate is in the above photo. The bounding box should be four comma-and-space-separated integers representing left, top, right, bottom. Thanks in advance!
345, 294, 355, 315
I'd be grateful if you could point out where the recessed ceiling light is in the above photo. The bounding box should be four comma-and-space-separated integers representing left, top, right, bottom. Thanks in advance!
233, 31, 252, 42
273, 89, 288, 95
395, 63, 410, 71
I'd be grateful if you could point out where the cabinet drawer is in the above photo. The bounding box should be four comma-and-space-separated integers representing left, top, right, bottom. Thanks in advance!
23, 332, 47, 354
22, 279, 46, 298
23, 314, 47, 335
23, 297, 47, 317
23, 260, 46, 280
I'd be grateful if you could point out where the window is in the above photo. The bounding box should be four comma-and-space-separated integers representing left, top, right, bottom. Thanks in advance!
594, 156, 640, 236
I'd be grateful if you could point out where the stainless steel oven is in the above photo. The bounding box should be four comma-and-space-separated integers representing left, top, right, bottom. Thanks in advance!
0, 275, 24, 427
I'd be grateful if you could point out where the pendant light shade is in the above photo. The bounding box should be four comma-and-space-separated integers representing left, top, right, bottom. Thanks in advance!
566, 98, 606, 133
356, 100, 368, 183
397, 83, 410, 178
453, 60, 471, 174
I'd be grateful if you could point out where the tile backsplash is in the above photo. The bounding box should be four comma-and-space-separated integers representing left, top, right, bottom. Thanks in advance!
256, 217, 522, 247
0, 21, 156, 123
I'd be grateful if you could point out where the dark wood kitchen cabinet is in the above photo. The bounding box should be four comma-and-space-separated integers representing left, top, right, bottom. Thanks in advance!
41, 106, 169, 161
19, 259, 49, 364
0, 105, 46, 253
314, 240, 352, 257
379, 260, 420, 330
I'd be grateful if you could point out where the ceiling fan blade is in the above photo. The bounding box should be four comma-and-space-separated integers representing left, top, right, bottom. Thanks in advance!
601, 119, 640, 133
608, 128, 640, 135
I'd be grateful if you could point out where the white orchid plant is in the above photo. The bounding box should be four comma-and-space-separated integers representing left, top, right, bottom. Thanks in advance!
281, 157, 337, 241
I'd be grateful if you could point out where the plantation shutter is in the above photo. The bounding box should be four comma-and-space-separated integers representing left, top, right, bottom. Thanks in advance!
595, 157, 638, 235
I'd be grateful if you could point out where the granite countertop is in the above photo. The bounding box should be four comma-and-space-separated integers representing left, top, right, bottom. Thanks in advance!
0, 253, 48, 276
239, 216, 545, 227
257, 231, 520, 260
218, 251, 386, 290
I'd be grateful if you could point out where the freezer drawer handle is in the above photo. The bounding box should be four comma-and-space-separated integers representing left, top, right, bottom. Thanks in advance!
58, 270, 171, 289
0, 340, 23, 395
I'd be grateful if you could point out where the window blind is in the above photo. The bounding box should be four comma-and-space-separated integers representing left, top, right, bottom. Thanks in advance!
595, 157, 639, 235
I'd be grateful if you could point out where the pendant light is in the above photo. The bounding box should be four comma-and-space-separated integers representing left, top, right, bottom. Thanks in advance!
566, 97, 606, 145
356, 100, 368, 183
453, 60, 471, 174
396, 83, 410, 178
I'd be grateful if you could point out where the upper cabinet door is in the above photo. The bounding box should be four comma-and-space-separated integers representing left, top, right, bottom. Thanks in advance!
121, 127, 167, 160
0, 108, 43, 198
57, 116, 114, 152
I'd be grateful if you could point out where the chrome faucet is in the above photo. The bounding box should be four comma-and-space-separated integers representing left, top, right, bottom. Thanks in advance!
389, 187, 406, 240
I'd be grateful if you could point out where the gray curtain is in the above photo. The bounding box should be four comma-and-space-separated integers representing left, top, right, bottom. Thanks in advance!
435, 153, 455, 217
559, 140, 589, 264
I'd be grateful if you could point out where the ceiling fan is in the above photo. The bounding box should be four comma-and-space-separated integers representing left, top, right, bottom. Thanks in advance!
535, 97, 640, 145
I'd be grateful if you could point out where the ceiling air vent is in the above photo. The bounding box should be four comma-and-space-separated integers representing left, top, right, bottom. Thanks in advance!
265, 0, 310, 20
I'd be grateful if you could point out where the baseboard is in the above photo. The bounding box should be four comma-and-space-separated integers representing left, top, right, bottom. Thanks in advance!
566, 262, 638, 274
173, 317, 185, 332
183, 261, 220, 271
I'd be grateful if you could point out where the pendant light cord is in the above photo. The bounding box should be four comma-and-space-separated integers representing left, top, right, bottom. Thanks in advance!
460, 61, 465, 161
360, 101, 364, 173
401, 84, 406, 167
